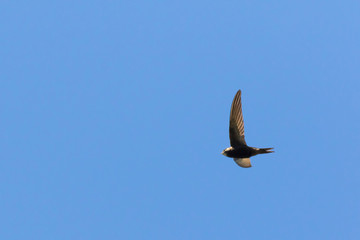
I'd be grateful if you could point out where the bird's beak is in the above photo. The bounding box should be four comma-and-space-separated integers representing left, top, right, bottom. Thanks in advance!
221, 150, 225, 155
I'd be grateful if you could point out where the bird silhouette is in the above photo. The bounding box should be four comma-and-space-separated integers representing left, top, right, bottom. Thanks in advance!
221, 90, 274, 168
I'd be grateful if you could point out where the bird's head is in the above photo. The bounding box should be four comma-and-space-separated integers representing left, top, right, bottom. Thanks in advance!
221, 147, 232, 156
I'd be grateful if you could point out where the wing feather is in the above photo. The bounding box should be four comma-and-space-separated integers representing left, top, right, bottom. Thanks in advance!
229, 90, 246, 147
234, 158, 252, 168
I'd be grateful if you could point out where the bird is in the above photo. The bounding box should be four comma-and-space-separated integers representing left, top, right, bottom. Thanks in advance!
221, 90, 274, 168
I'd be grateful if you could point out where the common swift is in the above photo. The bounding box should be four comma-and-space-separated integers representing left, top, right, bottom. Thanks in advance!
221, 90, 274, 168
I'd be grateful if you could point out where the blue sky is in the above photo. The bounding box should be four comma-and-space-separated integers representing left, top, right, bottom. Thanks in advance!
1, 1, 360, 239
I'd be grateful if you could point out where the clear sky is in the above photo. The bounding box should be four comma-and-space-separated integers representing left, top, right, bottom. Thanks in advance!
1, 1, 360, 239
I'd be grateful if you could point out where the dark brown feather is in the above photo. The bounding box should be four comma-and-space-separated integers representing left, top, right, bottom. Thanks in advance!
229, 90, 247, 147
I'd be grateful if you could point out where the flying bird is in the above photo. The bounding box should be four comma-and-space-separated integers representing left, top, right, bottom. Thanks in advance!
222, 90, 274, 168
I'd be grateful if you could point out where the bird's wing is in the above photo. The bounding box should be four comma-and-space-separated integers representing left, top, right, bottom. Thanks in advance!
229, 90, 247, 147
234, 158, 252, 168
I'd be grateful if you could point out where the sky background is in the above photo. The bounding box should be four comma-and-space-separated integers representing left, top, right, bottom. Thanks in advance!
1, 1, 360, 239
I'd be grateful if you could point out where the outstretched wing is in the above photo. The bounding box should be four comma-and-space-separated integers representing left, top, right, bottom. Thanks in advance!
229, 90, 247, 147
234, 158, 252, 168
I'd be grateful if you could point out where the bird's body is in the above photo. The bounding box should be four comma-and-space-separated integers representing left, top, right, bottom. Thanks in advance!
222, 146, 258, 159
222, 90, 274, 168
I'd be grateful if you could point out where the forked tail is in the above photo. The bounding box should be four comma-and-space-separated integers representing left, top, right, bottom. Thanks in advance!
258, 148, 274, 154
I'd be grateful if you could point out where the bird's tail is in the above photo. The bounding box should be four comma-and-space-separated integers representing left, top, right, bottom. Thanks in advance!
257, 148, 274, 154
